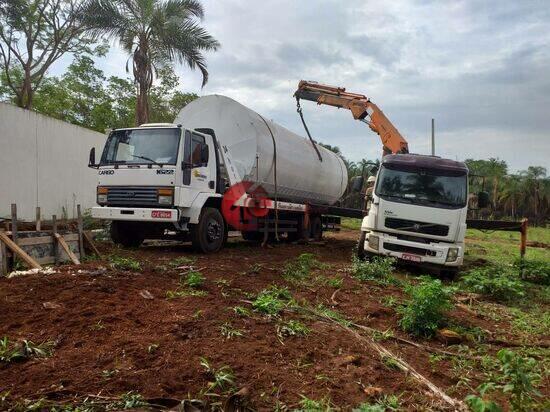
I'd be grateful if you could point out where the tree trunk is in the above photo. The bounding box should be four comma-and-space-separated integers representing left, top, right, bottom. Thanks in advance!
133, 41, 153, 126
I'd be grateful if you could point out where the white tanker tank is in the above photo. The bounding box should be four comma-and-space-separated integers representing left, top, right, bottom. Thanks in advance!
175, 95, 348, 205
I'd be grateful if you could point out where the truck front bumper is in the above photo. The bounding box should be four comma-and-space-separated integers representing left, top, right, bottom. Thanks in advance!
91, 207, 179, 223
363, 231, 463, 267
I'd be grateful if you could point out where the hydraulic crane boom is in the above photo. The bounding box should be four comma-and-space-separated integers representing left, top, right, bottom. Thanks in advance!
294, 81, 409, 155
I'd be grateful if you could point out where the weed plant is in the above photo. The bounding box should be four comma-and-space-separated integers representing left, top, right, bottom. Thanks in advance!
109, 255, 141, 271
252, 286, 292, 316
461, 265, 525, 301
352, 256, 395, 283
514, 258, 550, 286
283, 253, 326, 281
277, 320, 310, 339
200, 357, 236, 394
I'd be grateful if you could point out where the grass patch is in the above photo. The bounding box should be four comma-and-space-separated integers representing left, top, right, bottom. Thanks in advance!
398, 277, 453, 337
298, 395, 333, 411
352, 256, 395, 283
277, 320, 310, 339
232, 306, 251, 317
109, 255, 141, 271
252, 286, 293, 316
461, 265, 525, 302
341, 217, 362, 230
353, 395, 400, 412
220, 322, 244, 339
199, 357, 236, 395
170, 256, 196, 267
183, 270, 205, 288
0, 337, 54, 363
283, 253, 326, 282
515, 258, 550, 285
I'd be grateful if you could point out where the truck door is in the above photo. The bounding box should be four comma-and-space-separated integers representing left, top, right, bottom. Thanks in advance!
182, 130, 216, 192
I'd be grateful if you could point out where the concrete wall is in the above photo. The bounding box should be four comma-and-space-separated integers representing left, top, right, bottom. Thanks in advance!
0, 103, 106, 221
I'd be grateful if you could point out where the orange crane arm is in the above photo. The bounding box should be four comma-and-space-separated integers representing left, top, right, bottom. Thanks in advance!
294, 80, 409, 155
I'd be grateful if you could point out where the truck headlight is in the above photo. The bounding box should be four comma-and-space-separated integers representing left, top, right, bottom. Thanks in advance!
158, 188, 174, 205
97, 187, 108, 204
368, 234, 379, 251
446, 247, 459, 262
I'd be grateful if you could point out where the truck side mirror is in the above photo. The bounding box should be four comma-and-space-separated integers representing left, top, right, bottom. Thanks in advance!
88, 147, 97, 168
477, 191, 490, 208
350, 176, 364, 193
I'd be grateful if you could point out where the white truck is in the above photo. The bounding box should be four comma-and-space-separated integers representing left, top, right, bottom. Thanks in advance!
358, 154, 471, 273
89, 95, 349, 253
294, 81, 489, 273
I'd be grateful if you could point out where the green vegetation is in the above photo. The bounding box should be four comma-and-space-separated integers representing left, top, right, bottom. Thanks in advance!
170, 256, 196, 267
283, 253, 326, 281
232, 306, 252, 317
398, 277, 453, 337
220, 322, 244, 339
199, 357, 236, 395
183, 270, 205, 288
352, 256, 395, 283
461, 265, 525, 302
277, 320, 310, 339
0, 337, 54, 363
109, 255, 141, 271
252, 286, 293, 316
298, 395, 333, 411
114, 392, 148, 409
353, 395, 400, 412
341, 218, 362, 230
466, 349, 543, 412
515, 258, 550, 285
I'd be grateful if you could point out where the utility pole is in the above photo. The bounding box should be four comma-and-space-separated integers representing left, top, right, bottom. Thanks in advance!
431, 118, 435, 156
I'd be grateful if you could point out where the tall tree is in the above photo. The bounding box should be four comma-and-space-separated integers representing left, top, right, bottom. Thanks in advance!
79, 0, 219, 125
0, 0, 92, 109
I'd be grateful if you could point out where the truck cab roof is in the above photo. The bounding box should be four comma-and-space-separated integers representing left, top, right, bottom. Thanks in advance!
382, 154, 468, 174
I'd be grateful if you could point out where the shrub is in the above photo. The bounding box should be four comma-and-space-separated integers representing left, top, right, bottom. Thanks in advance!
461, 265, 525, 301
352, 256, 395, 282
183, 270, 205, 288
514, 258, 550, 285
465, 349, 542, 412
398, 277, 453, 337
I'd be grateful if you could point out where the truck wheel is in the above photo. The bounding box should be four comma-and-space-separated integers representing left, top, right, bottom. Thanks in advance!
357, 231, 366, 259
110, 221, 144, 248
309, 216, 322, 241
192, 208, 226, 253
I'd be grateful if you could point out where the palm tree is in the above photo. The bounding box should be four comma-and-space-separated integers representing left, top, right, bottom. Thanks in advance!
79, 0, 219, 125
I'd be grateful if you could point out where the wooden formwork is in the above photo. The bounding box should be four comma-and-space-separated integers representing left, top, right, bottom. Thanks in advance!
0, 203, 99, 276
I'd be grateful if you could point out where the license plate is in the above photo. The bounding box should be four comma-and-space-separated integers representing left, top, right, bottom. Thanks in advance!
401, 253, 421, 262
151, 210, 171, 219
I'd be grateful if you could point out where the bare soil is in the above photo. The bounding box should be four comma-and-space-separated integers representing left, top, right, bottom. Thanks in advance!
0, 229, 547, 411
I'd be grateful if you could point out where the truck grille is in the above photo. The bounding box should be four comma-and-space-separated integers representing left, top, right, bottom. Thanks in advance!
107, 187, 158, 206
385, 217, 449, 236
383, 242, 437, 257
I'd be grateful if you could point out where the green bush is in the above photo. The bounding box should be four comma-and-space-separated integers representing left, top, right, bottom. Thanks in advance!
514, 258, 550, 285
465, 349, 542, 412
398, 277, 453, 337
352, 256, 395, 282
461, 265, 525, 301
283, 253, 325, 280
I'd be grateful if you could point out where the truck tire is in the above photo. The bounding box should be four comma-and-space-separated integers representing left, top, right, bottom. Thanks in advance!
309, 216, 323, 241
191, 208, 226, 253
110, 221, 144, 248
357, 231, 366, 259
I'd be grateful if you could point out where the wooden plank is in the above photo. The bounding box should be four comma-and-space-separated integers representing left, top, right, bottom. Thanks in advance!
36, 207, 41, 231
52, 215, 58, 265
77, 205, 85, 259
11, 204, 17, 245
54, 233, 80, 265
0, 237, 7, 276
83, 231, 102, 258
15, 233, 78, 247
0, 232, 42, 270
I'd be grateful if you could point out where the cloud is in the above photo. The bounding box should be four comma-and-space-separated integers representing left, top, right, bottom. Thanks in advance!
50, 0, 550, 172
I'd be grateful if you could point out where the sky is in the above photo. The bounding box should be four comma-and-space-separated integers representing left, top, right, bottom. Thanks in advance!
52, 0, 550, 172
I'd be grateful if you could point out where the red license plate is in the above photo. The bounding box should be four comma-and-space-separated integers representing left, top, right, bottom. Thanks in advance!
401, 253, 421, 262
151, 210, 172, 219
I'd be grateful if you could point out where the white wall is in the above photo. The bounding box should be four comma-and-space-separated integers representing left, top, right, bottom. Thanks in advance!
0, 103, 106, 221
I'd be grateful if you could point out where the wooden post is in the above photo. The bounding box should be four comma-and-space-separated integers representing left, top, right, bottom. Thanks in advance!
35, 207, 41, 231
52, 215, 58, 265
520, 218, 528, 259
11, 204, 17, 245
77, 205, 85, 259
0, 232, 42, 270
0, 234, 7, 276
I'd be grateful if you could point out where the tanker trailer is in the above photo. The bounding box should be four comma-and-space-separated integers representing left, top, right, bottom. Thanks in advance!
90, 95, 353, 253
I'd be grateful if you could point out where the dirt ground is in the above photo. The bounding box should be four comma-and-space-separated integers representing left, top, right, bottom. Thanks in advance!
0, 229, 548, 411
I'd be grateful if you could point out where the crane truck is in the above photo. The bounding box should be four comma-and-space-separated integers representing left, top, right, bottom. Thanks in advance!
295, 81, 488, 273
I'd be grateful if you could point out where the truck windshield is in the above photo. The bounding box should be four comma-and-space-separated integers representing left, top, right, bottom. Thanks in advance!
375, 165, 467, 208
100, 128, 180, 165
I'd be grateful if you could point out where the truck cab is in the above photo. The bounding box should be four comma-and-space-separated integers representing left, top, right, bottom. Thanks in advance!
89, 123, 227, 252
359, 154, 469, 273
